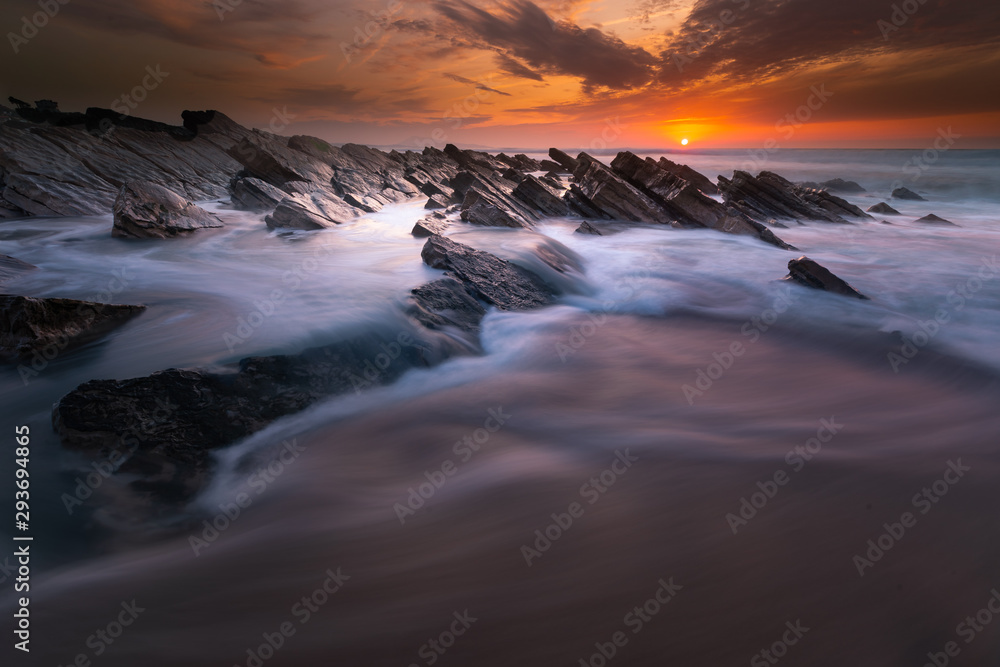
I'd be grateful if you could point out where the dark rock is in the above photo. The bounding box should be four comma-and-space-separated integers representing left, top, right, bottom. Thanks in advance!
425, 194, 450, 210
513, 175, 569, 217
914, 214, 955, 225
421, 235, 556, 310
229, 176, 286, 211
783, 257, 868, 300
264, 197, 343, 230
112, 181, 223, 239
867, 202, 900, 215
540, 159, 567, 173
0, 255, 36, 283
548, 148, 579, 173
496, 153, 541, 172
573, 153, 668, 223
575, 221, 603, 235
502, 168, 526, 184
718, 171, 868, 224
0, 295, 145, 361
819, 178, 865, 193
892, 187, 926, 201
408, 278, 486, 333
656, 157, 719, 195
412, 213, 450, 237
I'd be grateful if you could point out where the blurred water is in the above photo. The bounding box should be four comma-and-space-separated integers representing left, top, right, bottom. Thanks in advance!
1, 151, 999, 666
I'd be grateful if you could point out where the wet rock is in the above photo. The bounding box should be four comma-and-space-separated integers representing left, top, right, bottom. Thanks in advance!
421, 235, 557, 310
425, 194, 450, 210
914, 214, 955, 225
548, 148, 579, 173
408, 277, 486, 333
229, 176, 286, 211
412, 213, 450, 237
891, 187, 926, 201
112, 181, 223, 239
264, 197, 343, 230
513, 175, 569, 217
656, 156, 719, 195
783, 256, 869, 300
867, 202, 899, 215
540, 159, 567, 174
575, 221, 603, 235
0, 295, 145, 362
809, 178, 866, 194
718, 171, 868, 224
0, 255, 36, 284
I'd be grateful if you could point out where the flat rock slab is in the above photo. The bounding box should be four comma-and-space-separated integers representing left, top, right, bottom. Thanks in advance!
0, 294, 146, 362
112, 181, 223, 239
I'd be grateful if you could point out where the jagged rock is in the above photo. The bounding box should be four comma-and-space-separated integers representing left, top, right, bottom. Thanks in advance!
229, 176, 286, 211
548, 148, 578, 173
513, 175, 569, 216
0, 255, 36, 283
425, 194, 450, 210
656, 157, 719, 195
52, 329, 444, 501
264, 197, 342, 230
718, 171, 868, 224
800, 178, 865, 194
451, 170, 538, 229
867, 202, 899, 215
496, 153, 541, 172
343, 193, 383, 212
412, 212, 450, 237
892, 187, 926, 201
502, 168, 526, 184
408, 277, 486, 333
0, 295, 145, 362
575, 221, 603, 235
783, 257, 868, 300
573, 154, 668, 223
421, 235, 557, 310
540, 159, 567, 173
914, 214, 955, 225
112, 181, 223, 239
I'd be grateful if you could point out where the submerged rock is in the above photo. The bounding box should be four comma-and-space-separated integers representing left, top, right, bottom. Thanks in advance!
575, 221, 603, 235
264, 197, 343, 230
421, 235, 557, 311
112, 181, 223, 239
867, 202, 899, 215
782, 257, 869, 300
914, 214, 955, 225
891, 187, 926, 201
802, 178, 866, 194
718, 171, 869, 225
412, 212, 450, 237
656, 156, 719, 195
0, 295, 145, 362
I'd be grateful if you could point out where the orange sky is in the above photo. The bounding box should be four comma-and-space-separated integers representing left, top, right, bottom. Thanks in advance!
2, 0, 998, 148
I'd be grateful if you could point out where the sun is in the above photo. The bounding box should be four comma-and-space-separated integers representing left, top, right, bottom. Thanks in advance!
681, 138, 689, 146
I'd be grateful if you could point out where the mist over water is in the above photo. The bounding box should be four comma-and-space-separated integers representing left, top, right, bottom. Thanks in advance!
2, 150, 999, 666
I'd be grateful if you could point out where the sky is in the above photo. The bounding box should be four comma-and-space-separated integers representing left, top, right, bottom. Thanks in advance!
1, 0, 998, 149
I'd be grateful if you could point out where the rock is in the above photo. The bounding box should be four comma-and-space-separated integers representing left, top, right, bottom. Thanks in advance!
112, 181, 223, 239
540, 160, 567, 173
264, 197, 342, 230
408, 277, 487, 333
496, 153, 541, 172
914, 214, 955, 225
0, 255, 36, 283
892, 187, 926, 201
229, 176, 287, 211
502, 168, 526, 184
424, 194, 450, 210
52, 328, 449, 502
818, 178, 865, 193
718, 171, 868, 224
548, 148, 579, 173
513, 175, 569, 217
0, 295, 145, 362
412, 213, 450, 237
575, 221, 603, 235
867, 202, 899, 215
421, 235, 557, 310
782, 257, 868, 300
572, 153, 668, 223
656, 157, 719, 195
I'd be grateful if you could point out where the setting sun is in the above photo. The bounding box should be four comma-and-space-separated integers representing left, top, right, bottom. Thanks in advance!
681, 138, 689, 146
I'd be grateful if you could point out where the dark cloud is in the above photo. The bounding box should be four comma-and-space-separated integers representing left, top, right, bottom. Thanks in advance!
494, 53, 546, 81
443, 73, 512, 96
432, 0, 657, 90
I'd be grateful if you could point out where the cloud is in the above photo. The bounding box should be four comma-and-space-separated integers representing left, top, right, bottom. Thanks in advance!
432, 0, 657, 90
443, 73, 512, 96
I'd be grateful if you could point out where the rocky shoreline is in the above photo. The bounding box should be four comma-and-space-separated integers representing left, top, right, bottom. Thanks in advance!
0, 100, 946, 512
